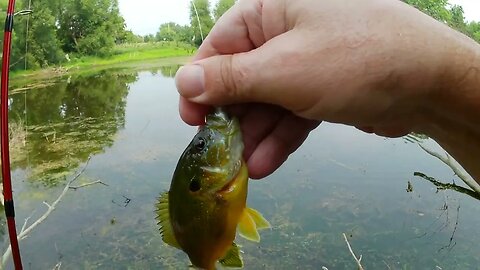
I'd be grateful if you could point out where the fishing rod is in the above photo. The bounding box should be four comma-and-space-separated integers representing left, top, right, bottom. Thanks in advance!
1, 0, 24, 268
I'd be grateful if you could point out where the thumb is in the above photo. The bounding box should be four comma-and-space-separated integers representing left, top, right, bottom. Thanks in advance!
175, 34, 299, 109
175, 52, 261, 105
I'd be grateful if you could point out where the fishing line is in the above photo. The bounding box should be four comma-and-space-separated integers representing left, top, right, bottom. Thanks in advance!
191, 0, 204, 42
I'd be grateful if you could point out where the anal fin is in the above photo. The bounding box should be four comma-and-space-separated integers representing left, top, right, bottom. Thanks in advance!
246, 207, 271, 230
238, 207, 270, 242
219, 242, 243, 268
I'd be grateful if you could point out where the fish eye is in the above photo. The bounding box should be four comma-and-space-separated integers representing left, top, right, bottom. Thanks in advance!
194, 137, 206, 150
189, 178, 201, 192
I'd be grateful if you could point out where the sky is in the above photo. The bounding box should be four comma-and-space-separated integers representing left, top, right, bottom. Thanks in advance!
118, 0, 480, 36
449, 0, 480, 22
118, 0, 218, 36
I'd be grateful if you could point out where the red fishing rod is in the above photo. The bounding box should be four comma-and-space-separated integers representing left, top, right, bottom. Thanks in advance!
1, 0, 23, 269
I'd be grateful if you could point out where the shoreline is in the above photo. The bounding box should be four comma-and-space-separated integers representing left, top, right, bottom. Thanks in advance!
10, 42, 195, 84
9, 55, 193, 87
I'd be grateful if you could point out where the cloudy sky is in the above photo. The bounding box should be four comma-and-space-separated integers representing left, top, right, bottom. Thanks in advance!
118, 0, 218, 36
449, 0, 480, 22
118, 0, 480, 36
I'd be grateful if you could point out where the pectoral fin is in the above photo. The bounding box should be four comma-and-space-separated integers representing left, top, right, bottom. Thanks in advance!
219, 242, 243, 268
238, 207, 271, 242
155, 192, 180, 249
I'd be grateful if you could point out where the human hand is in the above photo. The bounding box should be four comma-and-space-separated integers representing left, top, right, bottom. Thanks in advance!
175, 0, 477, 179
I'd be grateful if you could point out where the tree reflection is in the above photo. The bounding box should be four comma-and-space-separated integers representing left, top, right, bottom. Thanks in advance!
8, 70, 138, 186
159, 65, 181, 78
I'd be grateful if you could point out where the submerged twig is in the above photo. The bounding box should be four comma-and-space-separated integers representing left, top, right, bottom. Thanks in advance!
1, 157, 104, 268
69, 180, 108, 190
414, 172, 480, 201
52, 262, 62, 270
418, 144, 480, 194
20, 218, 29, 234
342, 233, 365, 270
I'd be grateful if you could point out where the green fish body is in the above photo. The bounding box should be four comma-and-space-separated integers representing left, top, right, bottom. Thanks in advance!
156, 109, 270, 270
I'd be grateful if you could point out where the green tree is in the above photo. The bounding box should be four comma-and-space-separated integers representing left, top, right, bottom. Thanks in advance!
2, 0, 140, 69
177, 25, 195, 45
466, 22, 480, 43
9, 1, 62, 69
155, 22, 194, 46
448, 5, 467, 33
189, 0, 214, 46
58, 0, 126, 56
144, 34, 155, 43
404, 0, 451, 22
6, 0, 66, 69
213, 0, 236, 21
117, 30, 143, 44
404, 0, 479, 44
156, 22, 181, 42
0, 1, 7, 45
26, 4, 64, 67
9, 0, 29, 69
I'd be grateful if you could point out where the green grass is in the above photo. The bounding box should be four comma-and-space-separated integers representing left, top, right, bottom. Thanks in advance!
10, 42, 196, 81
65, 42, 195, 68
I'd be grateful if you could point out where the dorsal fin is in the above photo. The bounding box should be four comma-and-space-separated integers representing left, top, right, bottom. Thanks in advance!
237, 207, 271, 242
219, 242, 243, 268
155, 191, 180, 248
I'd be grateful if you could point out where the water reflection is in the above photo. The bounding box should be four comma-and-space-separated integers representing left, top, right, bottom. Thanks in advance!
158, 65, 181, 78
9, 70, 137, 185
5, 65, 480, 269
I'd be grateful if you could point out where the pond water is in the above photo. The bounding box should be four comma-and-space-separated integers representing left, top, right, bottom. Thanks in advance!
2, 64, 480, 269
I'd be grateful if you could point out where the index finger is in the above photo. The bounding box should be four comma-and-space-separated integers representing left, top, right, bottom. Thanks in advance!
179, 0, 265, 126
193, 0, 265, 61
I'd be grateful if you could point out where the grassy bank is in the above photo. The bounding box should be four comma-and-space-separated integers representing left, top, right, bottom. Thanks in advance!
66, 42, 195, 68
10, 42, 195, 81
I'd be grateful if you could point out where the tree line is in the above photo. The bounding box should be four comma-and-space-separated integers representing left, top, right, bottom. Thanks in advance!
148, 0, 235, 46
0, 0, 135, 70
154, 0, 480, 50
404, 0, 480, 41
0, 0, 235, 71
0, 0, 479, 71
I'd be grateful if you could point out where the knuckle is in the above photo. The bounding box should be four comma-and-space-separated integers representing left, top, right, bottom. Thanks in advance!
219, 55, 252, 101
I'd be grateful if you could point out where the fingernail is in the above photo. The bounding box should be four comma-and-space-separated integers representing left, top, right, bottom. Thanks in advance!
175, 65, 205, 98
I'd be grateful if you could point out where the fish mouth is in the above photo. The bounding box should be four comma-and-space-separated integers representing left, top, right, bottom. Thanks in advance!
206, 108, 244, 179
203, 108, 245, 196
218, 160, 246, 196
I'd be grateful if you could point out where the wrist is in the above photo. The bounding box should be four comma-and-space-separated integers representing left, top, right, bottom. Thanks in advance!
417, 33, 480, 181
425, 33, 480, 134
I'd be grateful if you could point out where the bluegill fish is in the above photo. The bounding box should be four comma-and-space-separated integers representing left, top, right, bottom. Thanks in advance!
156, 108, 270, 270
